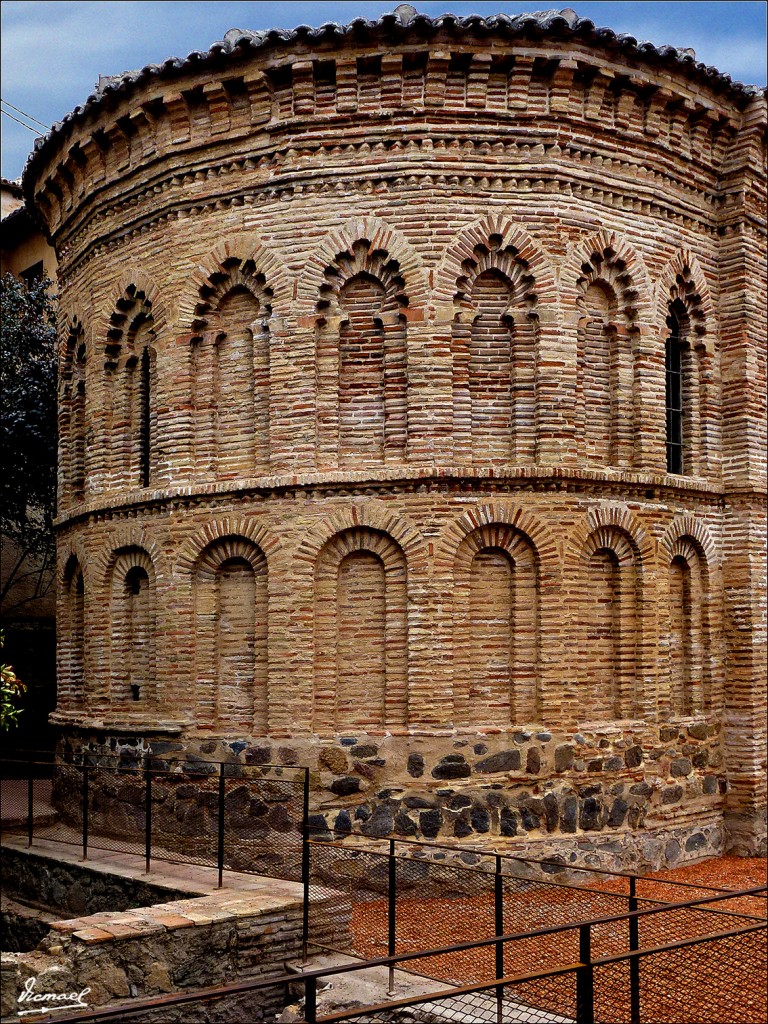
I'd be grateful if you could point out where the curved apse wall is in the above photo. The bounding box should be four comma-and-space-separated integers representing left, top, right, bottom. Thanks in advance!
29, 5, 767, 866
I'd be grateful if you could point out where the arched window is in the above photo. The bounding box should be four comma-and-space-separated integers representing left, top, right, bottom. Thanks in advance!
109, 548, 156, 706
60, 320, 87, 502
314, 527, 407, 732
124, 566, 152, 702
579, 527, 640, 720
468, 271, 515, 462
215, 289, 261, 477
451, 237, 539, 464
586, 547, 621, 715
575, 249, 638, 469
193, 537, 268, 732
337, 550, 387, 724
668, 538, 708, 714
106, 287, 157, 488
61, 557, 85, 707
339, 273, 387, 464
316, 240, 408, 468
190, 260, 273, 480
138, 344, 151, 487
666, 301, 688, 475
581, 282, 619, 466
661, 261, 711, 477
453, 524, 539, 726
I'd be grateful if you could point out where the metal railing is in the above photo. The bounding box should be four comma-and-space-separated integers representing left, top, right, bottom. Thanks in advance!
1, 752, 310, 888
305, 829, 766, 980
20, 888, 768, 1024
3, 751, 767, 1023
4, 752, 766, 978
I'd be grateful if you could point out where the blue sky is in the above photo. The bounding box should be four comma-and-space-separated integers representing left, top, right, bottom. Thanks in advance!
2, 1, 766, 181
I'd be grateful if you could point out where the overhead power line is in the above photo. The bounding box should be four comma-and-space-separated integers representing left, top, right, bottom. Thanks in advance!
1, 99, 50, 132
1, 108, 42, 133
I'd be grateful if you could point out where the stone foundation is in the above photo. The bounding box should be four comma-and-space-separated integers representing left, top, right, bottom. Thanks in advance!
52, 717, 733, 873
1, 841, 350, 1019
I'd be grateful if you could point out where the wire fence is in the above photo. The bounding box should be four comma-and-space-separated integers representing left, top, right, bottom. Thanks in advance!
23, 915, 767, 1024
305, 831, 766, 981
1, 753, 308, 884
3, 752, 767, 1024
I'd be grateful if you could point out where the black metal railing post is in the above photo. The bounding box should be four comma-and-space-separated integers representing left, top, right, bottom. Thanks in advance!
495, 854, 504, 1024
27, 753, 34, 848
629, 876, 640, 1024
388, 837, 397, 996
305, 976, 317, 1024
301, 767, 310, 964
217, 763, 226, 888
81, 763, 89, 861
576, 923, 594, 1024
145, 767, 152, 874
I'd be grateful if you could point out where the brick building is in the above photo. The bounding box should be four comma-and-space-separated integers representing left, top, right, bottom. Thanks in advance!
23, 6, 766, 867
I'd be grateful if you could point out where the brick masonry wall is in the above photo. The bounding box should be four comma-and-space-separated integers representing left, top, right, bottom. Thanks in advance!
25, 11, 767, 862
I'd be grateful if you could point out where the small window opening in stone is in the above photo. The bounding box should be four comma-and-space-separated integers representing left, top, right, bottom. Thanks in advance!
126, 566, 146, 596
403, 51, 428, 74
315, 60, 336, 87
665, 308, 685, 475
357, 54, 381, 77
20, 260, 44, 288
139, 346, 151, 487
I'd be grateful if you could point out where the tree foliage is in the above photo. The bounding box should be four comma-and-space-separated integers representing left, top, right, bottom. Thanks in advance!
0, 273, 57, 613
0, 630, 26, 729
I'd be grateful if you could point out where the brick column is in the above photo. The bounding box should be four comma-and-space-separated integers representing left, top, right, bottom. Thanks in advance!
633, 321, 666, 473
538, 308, 577, 466
717, 96, 767, 854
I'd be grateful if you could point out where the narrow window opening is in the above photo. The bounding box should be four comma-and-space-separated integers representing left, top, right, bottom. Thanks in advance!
139, 346, 150, 487
665, 310, 684, 475
124, 565, 151, 703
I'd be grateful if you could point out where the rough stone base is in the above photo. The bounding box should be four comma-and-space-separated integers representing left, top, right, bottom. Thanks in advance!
52, 719, 739, 874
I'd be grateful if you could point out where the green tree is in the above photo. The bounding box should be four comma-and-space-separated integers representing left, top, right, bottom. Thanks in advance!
0, 272, 57, 616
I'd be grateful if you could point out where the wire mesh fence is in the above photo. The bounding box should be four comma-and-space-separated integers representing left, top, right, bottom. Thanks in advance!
321, 972, 579, 1024
316, 922, 767, 1024
591, 925, 768, 1024
1, 754, 308, 883
4, 753, 767, 1024
305, 832, 766, 981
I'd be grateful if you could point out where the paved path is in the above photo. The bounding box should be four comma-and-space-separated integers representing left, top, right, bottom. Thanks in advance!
0, 776, 56, 826
1, 831, 305, 898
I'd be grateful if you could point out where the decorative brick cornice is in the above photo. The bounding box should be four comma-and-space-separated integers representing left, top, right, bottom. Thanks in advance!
25, 9, 761, 249
52, 130, 730, 283
53, 466, 726, 531
23, 6, 759, 218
